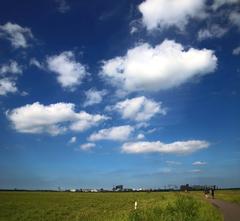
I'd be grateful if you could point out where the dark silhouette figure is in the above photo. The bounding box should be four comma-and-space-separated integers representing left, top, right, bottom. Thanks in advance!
211, 187, 215, 199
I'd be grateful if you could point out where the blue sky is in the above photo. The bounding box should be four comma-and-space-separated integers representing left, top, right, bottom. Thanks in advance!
0, 0, 240, 190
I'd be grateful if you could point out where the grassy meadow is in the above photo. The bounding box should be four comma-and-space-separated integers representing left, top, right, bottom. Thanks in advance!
214, 189, 240, 204
0, 191, 224, 221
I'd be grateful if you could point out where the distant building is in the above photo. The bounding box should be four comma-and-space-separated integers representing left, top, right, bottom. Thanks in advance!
113, 185, 123, 191
82, 189, 92, 192
180, 184, 214, 191
180, 184, 192, 192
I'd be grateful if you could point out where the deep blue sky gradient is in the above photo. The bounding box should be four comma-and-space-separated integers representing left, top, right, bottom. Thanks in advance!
0, 0, 239, 189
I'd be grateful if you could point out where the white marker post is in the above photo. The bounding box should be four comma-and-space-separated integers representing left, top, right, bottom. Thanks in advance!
134, 201, 138, 210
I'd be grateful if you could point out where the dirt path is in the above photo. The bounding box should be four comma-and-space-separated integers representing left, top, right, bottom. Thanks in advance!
209, 199, 240, 221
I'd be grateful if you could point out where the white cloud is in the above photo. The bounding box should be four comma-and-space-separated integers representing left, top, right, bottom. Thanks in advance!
55, 0, 70, 13
198, 25, 228, 41
135, 122, 149, 129
20, 91, 29, 96
137, 133, 145, 140
192, 161, 207, 166
30, 58, 44, 69
83, 89, 107, 107
121, 140, 209, 154
69, 111, 109, 132
0, 61, 22, 75
47, 51, 87, 90
101, 40, 217, 92
80, 142, 96, 151
7, 102, 108, 135
110, 96, 166, 122
0, 61, 22, 96
88, 125, 134, 142
0, 78, 18, 95
229, 11, 240, 30
7, 102, 73, 136
212, 0, 239, 10
130, 26, 138, 35
233, 46, 240, 55
146, 128, 157, 134
138, 0, 206, 31
0, 22, 34, 48
69, 136, 77, 144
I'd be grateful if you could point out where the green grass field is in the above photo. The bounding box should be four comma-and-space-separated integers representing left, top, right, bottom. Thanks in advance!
0, 191, 224, 221
214, 190, 240, 204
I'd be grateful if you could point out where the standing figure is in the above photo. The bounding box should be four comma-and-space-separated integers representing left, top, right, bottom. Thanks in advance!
211, 187, 215, 199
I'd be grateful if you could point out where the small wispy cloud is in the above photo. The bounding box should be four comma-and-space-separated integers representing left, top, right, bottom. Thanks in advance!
83, 89, 107, 107
192, 161, 207, 166
136, 133, 145, 140
108, 96, 166, 122
80, 142, 96, 151
88, 125, 134, 142
55, 0, 70, 13
69, 136, 77, 144
233, 46, 240, 55
0, 22, 34, 48
0, 60, 23, 96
